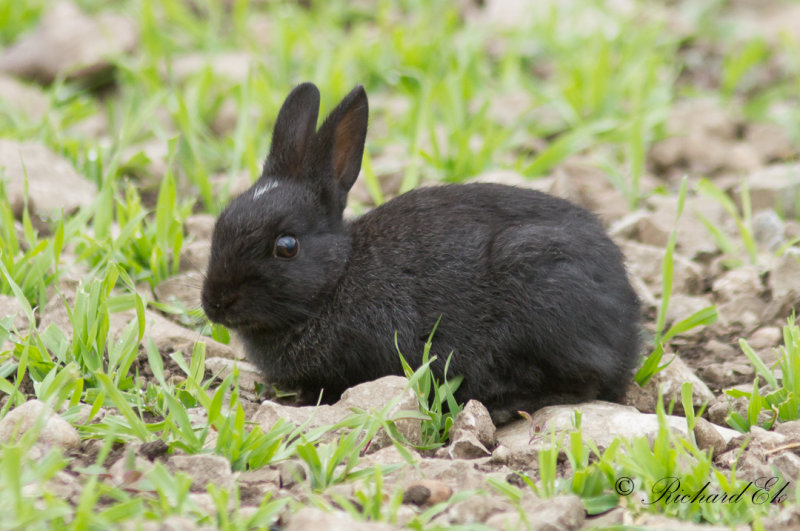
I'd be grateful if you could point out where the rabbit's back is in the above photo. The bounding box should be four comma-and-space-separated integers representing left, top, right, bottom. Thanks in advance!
338, 183, 641, 420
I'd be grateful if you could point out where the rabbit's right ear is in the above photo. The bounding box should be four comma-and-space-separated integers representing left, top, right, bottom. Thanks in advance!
265, 82, 321, 178
315, 85, 368, 197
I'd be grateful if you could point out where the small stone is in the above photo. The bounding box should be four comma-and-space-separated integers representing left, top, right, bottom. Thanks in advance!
205, 358, 263, 393
486, 494, 585, 530
746, 122, 796, 163
167, 454, 234, 493
712, 266, 763, 303
550, 162, 631, 223
121, 139, 169, 181
619, 241, 703, 296
625, 355, 715, 416
693, 417, 727, 455
187, 493, 218, 516
637, 514, 748, 530
139, 439, 169, 461
775, 419, 800, 440
108, 448, 153, 487
698, 360, 755, 389
445, 431, 492, 459
752, 209, 785, 251
716, 297, 766, 331
745, 163, 800, 218
769, 249, 800, 303
649, 98, 746, 178
728, 143, 762, 173
771, 452, 800, 486
671, 98, 738, 139
714, 450, 773, 482
238, 467, 280, 505
43, 471, 81, 503
402, 480, 453, 506
748, 425, 788, 451
0, 1, 137, 84
180, 241, 211, 273
747, 327, 782, 351
158, 516, 208, 531
67, 112, 108, 139
166, 52, 252, 84
488, 444, 512, 465
451, 400, 496, 449
0, 140, 97, 220
0, 294, 27, 332
497, 402, 740, 459
338, 375, 422, 451
486, 90, 534, 126
138, 309, 240, 360
0, 75, 48, 122
446, 495, 515, 525
153, 271, 204, 309
184, 214, 216, 242
238, 467, 280, 488
584, 507, 629, 528
442, 400, 496, 459
277, 460, 306, 489
285, 507, 396, 531
644, 194, 724, 260
0, 399, 80, 451
664, 294, 714, 331
707, 393, 745, 426
762, 505, 800, 531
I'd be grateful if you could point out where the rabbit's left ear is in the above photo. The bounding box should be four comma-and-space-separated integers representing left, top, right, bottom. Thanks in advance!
266, 82, 321, 179
315, 85, 369, 194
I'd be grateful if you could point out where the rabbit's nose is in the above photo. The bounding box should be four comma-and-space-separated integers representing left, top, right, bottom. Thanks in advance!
201, 292, 228, 321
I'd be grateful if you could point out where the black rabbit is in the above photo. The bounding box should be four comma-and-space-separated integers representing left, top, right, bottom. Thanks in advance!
201, 82, 642, 424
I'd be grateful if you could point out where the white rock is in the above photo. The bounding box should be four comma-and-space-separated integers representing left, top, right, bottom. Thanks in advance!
486, 494, 585, 530
496, 402, 740, 462
0, 399, 80, 451
184, 214, 216, 242
286, 507, 396, 531
625, 355, 715, 415
769, 249, 800, 302
752, 209, 785, 251
712, 266, 764, 303
442, 400, 496, 459
153, 271, 204, 309
137, 309, 241, 361
167, 454, 234, 493
205, 357, 262, 393
0, 75, 48, 121
0, 140, 97, 219
619, 240, 704, 296
0, 294, 27, 331
166, 52, 252, 84
254, 375, 421, 452
0, 1, 137, 83
745, 163, 800, 218
179, 241, 212, 273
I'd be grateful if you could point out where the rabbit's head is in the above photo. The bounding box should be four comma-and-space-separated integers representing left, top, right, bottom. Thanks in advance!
201, 82, 368, 331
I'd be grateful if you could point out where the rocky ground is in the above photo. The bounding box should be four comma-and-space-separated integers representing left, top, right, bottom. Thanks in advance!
1, 0, 800, 529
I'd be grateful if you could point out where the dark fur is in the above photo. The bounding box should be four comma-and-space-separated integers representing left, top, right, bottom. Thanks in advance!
202, 82, 642, 424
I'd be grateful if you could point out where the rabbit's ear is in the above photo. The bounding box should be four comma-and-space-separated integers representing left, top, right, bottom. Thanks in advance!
316, 85, 368, 193
265, 82, 321, 178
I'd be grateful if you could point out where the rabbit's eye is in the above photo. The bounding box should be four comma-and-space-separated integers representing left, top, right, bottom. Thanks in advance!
274, 235, 299, 258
